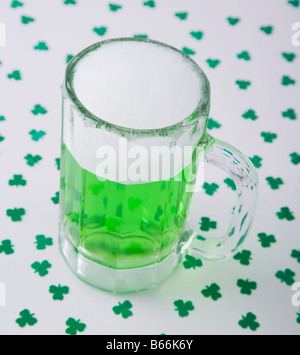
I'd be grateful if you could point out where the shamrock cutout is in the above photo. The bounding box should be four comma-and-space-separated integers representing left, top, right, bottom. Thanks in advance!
237, 279, 257, 295
257, 233, 276, 248
175, 12, 188, 20
25, 154, 42, 166
31, 260, 52, 277
190, 31, 204, 40
202, 182, 219, 196
236, 80, 251, 89
66, 318, 86, 335
16, 310, 37, 328
9, 174, 26, 187
290, 152, 300, 165
227, 17, 240, 26
143, 0, 155, 7
174, 300, 194, 317
128, 198, 143, 211
201, 283, 222, 301
11, 0, 23, 8
49, 285, 69, 301
7, 70, 22, 80
233, 250, 252, 265
31, 104, 47, 115
276, 207, 294, 221
0, 240, 14, 255
34, 42, 49, 51
282, 76, 295, 86
109, 3, 122, 11
7, 208, 25, 222
291, 249, 300, 263
51, 192, 60, 204
249, 155, 262, 168
21, 16, 35, 25
282, 109, 296, 120
113, 301, 133, 319
206, 59, 220, 68
199, 217, 217, 231
266, 177, 283, 190
182, 47, 195, 56
288, 0, 299, 7
55, 158, 61, 170
207, 118, 221, 129
224, 178, 236, 191
35, 235, 53, 250
275, 269, 295, 286
261, 132, 277, 143
66, 54, 74, 63
29, 130, 46, 141
0, 135, 4, 142
239, 313, 260, 331
64, 0, 76, 4
260, 26, 273, 35
183, 255, 203, 269
237, 51, 251, 61
282, 53, 296, 62
154, 205, 163, 221
93, 27, 107, 36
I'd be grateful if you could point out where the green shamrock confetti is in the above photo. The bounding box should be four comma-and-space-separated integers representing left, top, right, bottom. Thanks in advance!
202, 182, 219, 196
51, 192, 60, 204
201, 283, 222, 301
182, 47, 195, 55
64, 0, 76, 4
16, 310, 37, 328
128, 198, 143, 211
35, 235, 53, 250
183, 255, 203, 269
275, 269, 295, 286
190, 31, 204, 40
113, 301, 133, 319
93, 27, 107, 36
260, 26, 273, 35
66, 54, 74, 63
25, 154, 42, 167
276, 207, 295, 221
282, 53, 296, 62
291, 249, 300, 263
207, 118, 221, 129
282, 109, 296, 120
261, 132, 277, 143
31, 104, 47, 115
9, 175, 26, 187
66, 318, 86, 335
290, 152, 300, 165
7, 208, 25, 222
224, 178, 236, 191
242, 110, 257, 120
297, 312, 300, 324
206, 59, 220, 68
7, 70, 22, 80
21, 16, 35, 24
257, 233, 276, 248
233, 250, 252, 265
266, 177, 283, 190
237, 51, 251, 61
31, 260, 52, 277
288, 0, 299, 7
249, 155, 262, 168
34, 42, 49, 51
143, 0, 155, 8
49, 285, 69, 301
109, 3, 122, 11
239, 313, 260, 331
0, 240, 14, 255
174, 300, 194, 317
11, 0, 23, 8
227, 17, 240, 26
175, 12, 188, 20
199, 217, 217, 231
0, 115, 5, 121
134, 34, 148, 39
236, 80, 251, 90
55, 158, 61, 170
0, 135, 4, 142
29, 130, 46, 141
282, 75, 295, 86
237, 279, 257, 295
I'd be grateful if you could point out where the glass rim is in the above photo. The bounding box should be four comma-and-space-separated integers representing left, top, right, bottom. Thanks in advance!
64, 37, 210, 135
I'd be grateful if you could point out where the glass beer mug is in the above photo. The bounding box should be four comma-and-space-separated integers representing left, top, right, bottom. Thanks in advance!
59, 38, 258, 293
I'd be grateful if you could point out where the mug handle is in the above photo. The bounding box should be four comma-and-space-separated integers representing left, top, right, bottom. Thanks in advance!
184, 135, 259, 260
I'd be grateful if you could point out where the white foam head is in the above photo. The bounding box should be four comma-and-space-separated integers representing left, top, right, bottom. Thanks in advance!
73, 39, 202, 130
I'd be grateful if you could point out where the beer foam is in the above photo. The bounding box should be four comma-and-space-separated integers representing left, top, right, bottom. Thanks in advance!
73, 40, 202, 129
